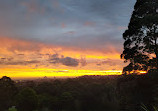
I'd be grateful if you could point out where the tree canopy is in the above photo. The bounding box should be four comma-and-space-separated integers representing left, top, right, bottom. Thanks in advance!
121, 0, 158, 74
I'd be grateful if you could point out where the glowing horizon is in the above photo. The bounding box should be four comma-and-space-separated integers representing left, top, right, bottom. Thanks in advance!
0, 68, 123, 79
0, 37, 126, 79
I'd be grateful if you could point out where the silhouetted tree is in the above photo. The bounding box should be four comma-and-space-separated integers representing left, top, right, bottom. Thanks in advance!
15, 87, 38, 111
38, 94, 60, 111
0, 76, 17, 110
60, 92, 75, 111
121, 0, 158, 73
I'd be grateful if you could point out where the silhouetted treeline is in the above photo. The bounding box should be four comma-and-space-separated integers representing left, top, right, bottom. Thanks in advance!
0, 74, 158, 111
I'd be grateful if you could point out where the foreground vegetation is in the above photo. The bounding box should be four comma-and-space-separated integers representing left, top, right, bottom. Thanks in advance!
0, 73, 158, 111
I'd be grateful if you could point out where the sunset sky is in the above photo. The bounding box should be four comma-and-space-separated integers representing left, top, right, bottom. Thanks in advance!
0, 0, 136, 78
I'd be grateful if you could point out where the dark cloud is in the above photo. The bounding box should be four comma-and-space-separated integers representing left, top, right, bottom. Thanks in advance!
0, 57, 40, 65
0, 57, 14, 62
49, 54, 79, 67
60, 57, 79, 67
49, 54, 61, 64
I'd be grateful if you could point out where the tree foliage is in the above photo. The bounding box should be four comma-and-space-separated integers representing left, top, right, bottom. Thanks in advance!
0, 75, 157, 111
0, 76, 17, 111
15, 87, 38, 111
121, 0, 158, 73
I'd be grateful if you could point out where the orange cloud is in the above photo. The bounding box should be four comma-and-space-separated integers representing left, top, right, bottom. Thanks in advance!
0, 37, 121, 59
0, 37, 125, 77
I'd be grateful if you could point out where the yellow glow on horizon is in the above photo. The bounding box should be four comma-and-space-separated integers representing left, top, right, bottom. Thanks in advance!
138, 71, 147, 74
0, 68, 122, 79
0, 37, 124, 78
